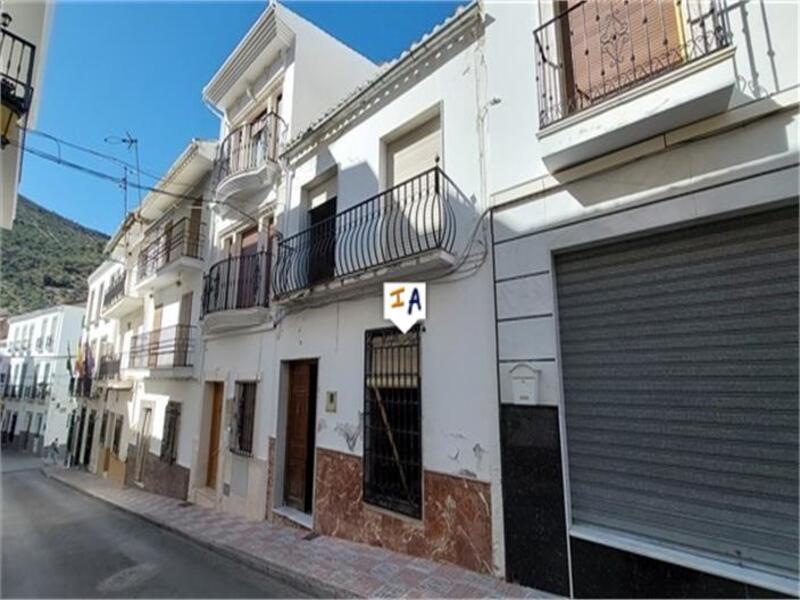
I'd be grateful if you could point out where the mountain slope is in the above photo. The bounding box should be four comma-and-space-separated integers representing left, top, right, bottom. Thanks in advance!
0, 196, 109, 315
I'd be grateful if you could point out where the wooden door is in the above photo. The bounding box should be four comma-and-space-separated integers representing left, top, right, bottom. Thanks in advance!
162, 220, 174, 266
284, 361, 316, 512
187, 199, 202, 257
149, 305, 163, 368
237, 227, 260, 309
175, 292, 193, 367
562, 0, 682, 112
206, 383, 224, 488
134, 407, 152, 483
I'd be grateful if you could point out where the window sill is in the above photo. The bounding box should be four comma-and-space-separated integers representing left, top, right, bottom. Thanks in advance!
363, 500, 423, 526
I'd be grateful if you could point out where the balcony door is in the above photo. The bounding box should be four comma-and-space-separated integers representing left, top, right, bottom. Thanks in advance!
175, 292, 193, 367
148, 305, 163, 369
307, 175, 337, 286
237, 227, 260, 309
187, 199, 202, 258
559, 0, 683, 113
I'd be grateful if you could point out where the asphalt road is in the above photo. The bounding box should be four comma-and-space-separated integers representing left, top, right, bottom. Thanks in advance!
0, 451, 309, 598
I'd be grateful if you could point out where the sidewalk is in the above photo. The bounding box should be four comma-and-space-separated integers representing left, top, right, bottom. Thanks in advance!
43, 466, 545, 599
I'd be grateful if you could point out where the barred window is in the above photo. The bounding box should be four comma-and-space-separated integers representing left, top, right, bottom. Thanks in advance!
231, 382, 256, 456
363, 327, 422, 518
160, 401, 181, 464
112, 415, 123, 457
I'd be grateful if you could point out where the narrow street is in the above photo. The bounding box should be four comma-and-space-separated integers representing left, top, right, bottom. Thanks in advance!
0, 451, 309, 598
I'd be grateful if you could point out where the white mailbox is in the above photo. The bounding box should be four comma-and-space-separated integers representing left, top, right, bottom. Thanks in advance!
509, 363, 540, 405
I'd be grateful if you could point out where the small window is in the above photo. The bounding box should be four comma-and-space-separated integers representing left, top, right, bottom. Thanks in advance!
363, 327, 422, 518
160, 401, 181, 464
231, 382, 256, 456
112, 416, 123, 457
99, 410, 108, 445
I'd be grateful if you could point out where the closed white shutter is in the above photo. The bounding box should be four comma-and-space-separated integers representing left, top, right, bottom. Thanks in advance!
387, 116, 441, 185
555, 205, 799, 579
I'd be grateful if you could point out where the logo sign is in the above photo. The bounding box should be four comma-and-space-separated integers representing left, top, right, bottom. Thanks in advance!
384, 283, 426, 333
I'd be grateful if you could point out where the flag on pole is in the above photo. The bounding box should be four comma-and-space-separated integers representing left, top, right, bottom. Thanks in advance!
75, 343, 84, 377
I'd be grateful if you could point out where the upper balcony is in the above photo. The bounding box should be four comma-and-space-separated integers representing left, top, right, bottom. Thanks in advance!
213, 113, 285, 209
102, 270, 142, 319
534, 0, 735, 171
201, 250, 272, 333
126, 325, 195, 379
133, 217, 205, 293
273, 167, 459, 303
1, 22, 36, 126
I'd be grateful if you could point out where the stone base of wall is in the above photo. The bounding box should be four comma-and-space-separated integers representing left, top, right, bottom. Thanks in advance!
125, 443, 190, 500
314, 447, 494, 574
107, 454, 126, 487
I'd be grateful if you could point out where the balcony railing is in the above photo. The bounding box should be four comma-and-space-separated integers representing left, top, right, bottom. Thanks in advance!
136, 217, 204, 282
69, 376, 93, 398
1, 24, 36, 117
273, 167, 458, 296
215, 112, 285, 186
128, 325, 195, 370
45, 335, 54, 351
98, 355, 121, 381
35, 338, 43, 352
533, 0, 730, 128
103, 271, 127, 309
202, 251, 272, 317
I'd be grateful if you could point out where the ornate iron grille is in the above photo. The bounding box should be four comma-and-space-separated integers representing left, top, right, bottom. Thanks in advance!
533, 0, 731, 127
231, 382, 256, 457
363, 327, 422, 518
136, 217, 204, 282
128, 325, 195, 369
201, 250, 271, 317
98, 355, 121, 380
273, 167, 458, 296
160, 401, 181, 464
214, 112, 286, 185
103, 271, 127, 310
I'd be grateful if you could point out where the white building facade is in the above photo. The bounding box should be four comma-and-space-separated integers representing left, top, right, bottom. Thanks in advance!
1, 304, 84, 456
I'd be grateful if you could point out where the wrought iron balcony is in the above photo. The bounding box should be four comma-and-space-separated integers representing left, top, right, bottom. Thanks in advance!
533, 0, 730, 128
215, 112, 285, 187
202, 250, 271, 317
273, 167, 458, 297
69, 376, 93, 399
136, 217, 204, 283
103, 271, 127, 309
45, 335, 54, 351
1, 383, 19, 399
1, 24, 36, 118
98, 354, 121, 381
128, 325, 195, 370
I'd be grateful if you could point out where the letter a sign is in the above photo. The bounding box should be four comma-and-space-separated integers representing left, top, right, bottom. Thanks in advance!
384, 282, 426, 333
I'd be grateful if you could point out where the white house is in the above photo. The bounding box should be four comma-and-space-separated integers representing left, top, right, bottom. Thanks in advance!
1, 304, 84, 456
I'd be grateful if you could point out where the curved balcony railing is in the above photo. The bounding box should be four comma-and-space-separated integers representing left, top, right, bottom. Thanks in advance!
533, 0, 730, 127
215, 112, 285, 186
273, 167, 458, 297
128, 325, 195, 369
202, 250, 272, 317
103, 271, 127, 309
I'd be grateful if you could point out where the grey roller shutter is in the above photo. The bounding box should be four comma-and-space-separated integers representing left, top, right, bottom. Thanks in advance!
555, 204, 799, 579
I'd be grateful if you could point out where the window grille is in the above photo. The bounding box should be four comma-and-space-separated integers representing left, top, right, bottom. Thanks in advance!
363, 327, 422, 518
231, 382, 256, 456
160, 401, 181, 464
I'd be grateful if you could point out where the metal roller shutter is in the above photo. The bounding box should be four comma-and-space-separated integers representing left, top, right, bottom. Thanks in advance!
387, 116, 441, 185
555, 204, 799, 578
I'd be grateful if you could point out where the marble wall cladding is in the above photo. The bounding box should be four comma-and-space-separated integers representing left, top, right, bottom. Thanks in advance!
314, 447, 494, 574
266, 436, 275, 522
124, 443, 189, 500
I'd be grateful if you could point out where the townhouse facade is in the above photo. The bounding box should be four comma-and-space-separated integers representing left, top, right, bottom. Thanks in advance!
0, 304, 84, 455
69, 1, 799, 598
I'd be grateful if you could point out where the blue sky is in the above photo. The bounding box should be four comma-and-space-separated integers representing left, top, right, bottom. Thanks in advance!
21, 1, 464, 235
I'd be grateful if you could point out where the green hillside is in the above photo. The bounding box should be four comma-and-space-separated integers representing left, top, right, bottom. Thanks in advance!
0, 196, 109, 315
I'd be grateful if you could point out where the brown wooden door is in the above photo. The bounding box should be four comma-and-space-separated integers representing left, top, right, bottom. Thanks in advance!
187, 200, 202, 257
284, 361, 316, 512
237, 227, 260, 309
206, 383, 223, 489
175, 292, 193, 367
149, 305, 163, 368
562, 0, 682, 112
162, 220, 174, 266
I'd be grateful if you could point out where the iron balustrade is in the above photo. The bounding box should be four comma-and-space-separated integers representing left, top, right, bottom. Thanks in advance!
98, 355, 121, 380
103, 271, 127, 309
35, 338, 43, 352
202, 250, 272, 316
136, 217, 204, 282
128, 325, 195, 369
0, 25, 36, 117
69, 376, 93, 398
273, 167, 458, 296
533, 0, 731, 128
45, 335, 54, 351
215, 112, 285, 185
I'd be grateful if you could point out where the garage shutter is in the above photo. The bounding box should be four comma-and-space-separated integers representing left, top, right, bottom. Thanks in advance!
555, 204, 799, 578
387, 116, 441, 185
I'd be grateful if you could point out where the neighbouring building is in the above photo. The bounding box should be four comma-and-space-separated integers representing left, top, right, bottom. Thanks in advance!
485, 0, 798, 597
0, 0, 52, 229
69, 0, 799, 597
1, 304, 84, 456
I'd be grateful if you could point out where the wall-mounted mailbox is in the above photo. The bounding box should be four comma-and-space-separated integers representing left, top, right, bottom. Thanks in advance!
508, 363, 540, 405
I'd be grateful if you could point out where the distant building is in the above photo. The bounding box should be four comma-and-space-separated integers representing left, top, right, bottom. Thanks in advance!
1, 304, 84, 456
